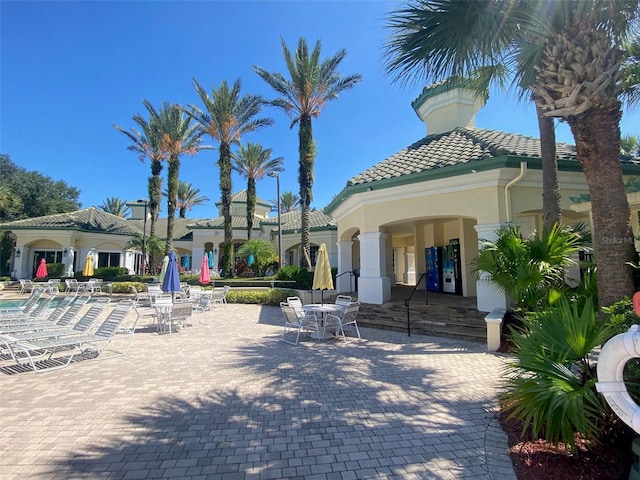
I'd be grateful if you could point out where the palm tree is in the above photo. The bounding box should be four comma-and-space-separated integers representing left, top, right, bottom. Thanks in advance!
98, 197, 130, 217
280, 191, 299, 212
254, 37, 362, 268
113, 100, 167, 239
154, 102, 205, 254
384, 0, 639, 307
621, 134, 640, 157
232, 143, 284, 239
187, 78, 273, 277
163, 181, 209, 218
125, 233, 165, 274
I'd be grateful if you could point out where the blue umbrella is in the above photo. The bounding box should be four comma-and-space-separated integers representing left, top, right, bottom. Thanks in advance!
208, 250, 214, 269
161, 251, 181, 294
247, 253, 255, 266
183, 254, 190, 269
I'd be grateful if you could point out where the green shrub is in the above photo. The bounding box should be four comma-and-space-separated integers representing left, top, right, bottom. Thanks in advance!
276, 266, 313, 289
109, 281, 145, 294
93, 266, 128, 280
501, 297, 614, 450
225, 288, 293, 305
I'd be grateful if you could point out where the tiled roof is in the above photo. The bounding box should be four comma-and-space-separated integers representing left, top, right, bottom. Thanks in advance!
279, 210, 336, 233
215, 190, 271, 209
0, 207, 142, 235
128, 217, 209, 240
348, 127, 578, 186
187, 215, 265, 230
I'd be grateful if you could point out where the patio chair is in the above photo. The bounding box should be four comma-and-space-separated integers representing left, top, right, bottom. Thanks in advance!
210, 286, 229, 308
280, 302, 319, 345
19, 279, 35, 295
324, 303, 361, 342
165, 301, 194, 333
188, 285, 202, 302
7, 299, 137, 373
64, 278, 86, 294
335, 295, 353, 307
130, 285, 151, 307
286, 296, 305, 318
192, 295, 212, 324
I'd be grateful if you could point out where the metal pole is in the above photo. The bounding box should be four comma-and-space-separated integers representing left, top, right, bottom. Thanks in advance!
276, 174, 282, 267
142, 201, 148, 276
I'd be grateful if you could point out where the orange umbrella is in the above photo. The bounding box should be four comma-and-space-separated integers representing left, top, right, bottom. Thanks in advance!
35, 258, 48, 278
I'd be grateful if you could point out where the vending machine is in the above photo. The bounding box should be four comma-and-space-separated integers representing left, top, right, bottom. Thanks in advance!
441, 238, 462, 295
425, 246, 442, 292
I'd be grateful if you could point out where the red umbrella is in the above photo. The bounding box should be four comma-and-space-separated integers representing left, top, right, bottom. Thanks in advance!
35, 258, 48, 278
199, 254, 211, 285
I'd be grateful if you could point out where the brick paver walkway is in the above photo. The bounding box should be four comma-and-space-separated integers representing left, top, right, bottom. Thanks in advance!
0, 300, 516, 480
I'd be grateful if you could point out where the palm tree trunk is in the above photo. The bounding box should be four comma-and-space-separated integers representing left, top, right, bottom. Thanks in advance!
299, 114, 314, 268
568, 101, 635, 307
148, 169, 162, 274
247, 177, 256, 240
165, 157, 179, 255
220, 143, 233, 277
536, 104, 561, 230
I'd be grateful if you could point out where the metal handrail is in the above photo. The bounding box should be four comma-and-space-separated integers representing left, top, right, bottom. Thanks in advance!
335, 270, 355, 298
403, 272, 427, 336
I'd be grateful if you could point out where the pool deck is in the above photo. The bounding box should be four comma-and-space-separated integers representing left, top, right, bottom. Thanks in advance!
0, 294, 517, 479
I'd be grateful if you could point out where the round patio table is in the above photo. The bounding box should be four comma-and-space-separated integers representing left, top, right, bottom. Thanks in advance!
302, 303, 345, 339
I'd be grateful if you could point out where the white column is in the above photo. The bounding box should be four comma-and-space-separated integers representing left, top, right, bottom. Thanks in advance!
336, 241, 353, 293
357, 232, 391, 304
404, 251, 416, 285
474, 223, 508, 312
13, 247, 25, 280
63, 248, 75, 277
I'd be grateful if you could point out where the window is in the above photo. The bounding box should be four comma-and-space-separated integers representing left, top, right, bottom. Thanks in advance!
97, 252, 120, 268
310, 245, 319, 267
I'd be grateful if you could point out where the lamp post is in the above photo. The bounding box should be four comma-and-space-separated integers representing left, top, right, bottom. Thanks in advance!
140, 199, 148, 276
268, 171, 282, 267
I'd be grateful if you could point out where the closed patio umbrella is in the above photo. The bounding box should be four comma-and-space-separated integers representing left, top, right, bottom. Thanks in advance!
35, 258, 48, 278
183, 253, 190, 270
82, 254, 94, 277
158, 255, 169, 283
208, 250, 214, 269
199, 254, 211, 285
161, 251, 181, 294
312, 243, 333, 304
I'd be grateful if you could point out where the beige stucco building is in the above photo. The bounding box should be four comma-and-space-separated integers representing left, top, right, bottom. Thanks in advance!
4, 80, 640, 314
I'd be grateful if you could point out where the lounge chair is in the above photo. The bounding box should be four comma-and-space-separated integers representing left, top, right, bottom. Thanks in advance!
0, 295, 92, 334
0, 288, 46, 319
6, 299, 137, 372
19, 279, 35, 294
0, 298, 110, 361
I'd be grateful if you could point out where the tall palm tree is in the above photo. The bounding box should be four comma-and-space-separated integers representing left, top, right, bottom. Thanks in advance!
98, 197, 130, 217
113, 100, 167, 239
163, 181, 210, 218
254, 37, 362, 268
154, 102, 205, 254
232, 142, 284, 239
384, 0, 639, 307
187, 78, 273, 276
280, 191, 299, 212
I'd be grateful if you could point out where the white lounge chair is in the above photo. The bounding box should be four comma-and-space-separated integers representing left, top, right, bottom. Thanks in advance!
7, 299, 137, 373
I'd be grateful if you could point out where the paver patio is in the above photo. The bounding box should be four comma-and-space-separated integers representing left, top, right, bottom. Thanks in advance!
0, 300, 517, 480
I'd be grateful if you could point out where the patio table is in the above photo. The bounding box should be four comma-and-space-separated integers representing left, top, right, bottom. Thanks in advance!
302, 303, 345, 339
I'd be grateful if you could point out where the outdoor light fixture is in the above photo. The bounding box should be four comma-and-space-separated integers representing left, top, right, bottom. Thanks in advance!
15, 247, 20, 258
63, 248, 68, 257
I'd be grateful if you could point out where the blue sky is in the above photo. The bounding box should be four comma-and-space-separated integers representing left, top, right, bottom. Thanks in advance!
2, 0, 639, 220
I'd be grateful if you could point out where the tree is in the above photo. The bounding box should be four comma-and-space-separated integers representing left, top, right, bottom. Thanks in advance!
113, 100, 167, 240
0, 155, 80, 219
279, 191, 300, 212
232, 143, 283, 239
621, 134, 640, 157
188, 78, 273, 276
154, 102, 205, 254
99, 197, 130, 217
125, 233, 165, 274
163, 181, 209, 218
236, 239, 278, 276
254, 37, 362, 268
384, 0, 639, 307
